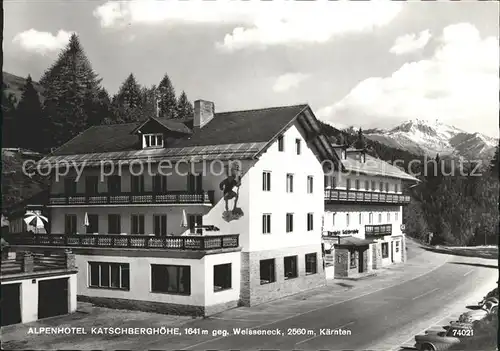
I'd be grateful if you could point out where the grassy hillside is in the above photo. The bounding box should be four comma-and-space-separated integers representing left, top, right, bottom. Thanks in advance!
2, 71, 44, 104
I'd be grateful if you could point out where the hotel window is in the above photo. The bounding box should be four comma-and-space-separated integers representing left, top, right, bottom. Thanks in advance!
131, 175, 145, 193
355, 179, 360, 190
295, 139, 301, 155
64, 178, 77, 195
395, 212, 399, 221
369, 212, 373, 224
260, 259, 276, 284
387, 213, 391, 222
188, 214, 203, 235
131, 215, 145, 235
346, 213, 350, 227
187, 173, 203, 193
364, 180, 369, 190
262, 214, 271, 234
286, 174, 294, 193
305, 253, 317, 275
89, 262, 129, 290
213, 263, 232, 292
262, 171, 271, 191
153, 174, 168, 193
371, 181, 376, 191
284, 256, 298, 280
65, 214, 77, 234
307, 176, 314, 194
86, 214, 99, 234
395, 183, 399, 193
278, 135, 284, 152
286, 213, 294, 233
379, 182, 384, 192
151, 264, 191, 295
359, 213, 362, 225
349, 250, 357, 269
144, 133, 164, 148
381, 243, 389, 258
108, 214, 121, 234
307, 213, 314, 231
346, 178, 351, 190
378, 213, 382, 223
153, 215, 167, 236
107, 175, 121, 194
395, 241, 400, 253
385, 182, 389, 192
85, 176, 99, 195
324, 175, 336, 189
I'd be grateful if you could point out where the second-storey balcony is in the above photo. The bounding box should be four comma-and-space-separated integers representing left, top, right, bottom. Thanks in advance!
4, 233, 239, 251
365, 224, 392, 237
324, 189, 411, 205
49, 191, 215, 206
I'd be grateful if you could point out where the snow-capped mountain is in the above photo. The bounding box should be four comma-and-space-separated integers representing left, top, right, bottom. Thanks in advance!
363, 119, 498, 159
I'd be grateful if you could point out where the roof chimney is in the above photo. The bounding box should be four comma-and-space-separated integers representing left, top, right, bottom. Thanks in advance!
194, 100, 215, 130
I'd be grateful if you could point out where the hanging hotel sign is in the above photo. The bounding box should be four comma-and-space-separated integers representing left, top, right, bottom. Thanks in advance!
400, 224, 406, 232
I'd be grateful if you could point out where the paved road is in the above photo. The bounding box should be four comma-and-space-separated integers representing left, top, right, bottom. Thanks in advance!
132, 246, 497, 350
2, 241, 497, 350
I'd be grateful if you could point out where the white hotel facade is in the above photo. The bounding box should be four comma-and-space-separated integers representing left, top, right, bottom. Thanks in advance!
9, 101, 416, 316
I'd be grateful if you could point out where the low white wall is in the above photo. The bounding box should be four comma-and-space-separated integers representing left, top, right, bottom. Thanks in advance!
75, 252, 240, 307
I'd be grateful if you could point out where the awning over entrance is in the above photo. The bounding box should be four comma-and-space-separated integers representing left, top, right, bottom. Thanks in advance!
324, 236, 374, 248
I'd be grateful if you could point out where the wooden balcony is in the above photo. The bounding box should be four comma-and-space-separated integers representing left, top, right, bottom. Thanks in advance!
4, 233, 239, 251
365, 224, 392, 237
324, 189, 410, 205
49, 191, 214, 206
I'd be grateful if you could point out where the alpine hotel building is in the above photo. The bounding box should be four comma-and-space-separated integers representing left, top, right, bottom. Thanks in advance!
10, 101, 417, 316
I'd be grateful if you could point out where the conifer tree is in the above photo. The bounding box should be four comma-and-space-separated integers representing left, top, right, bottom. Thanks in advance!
113, 74, 144, 122
40, 34, 102, 148
141, 85, 159, 120
15, 75, 47, 152
176, 91, 194, 120
1, 89, 18, 147
354, 128, 366, 149
158, 73, 177, 119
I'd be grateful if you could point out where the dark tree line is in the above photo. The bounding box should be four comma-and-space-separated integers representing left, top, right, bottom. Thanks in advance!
2, 34, 194, 153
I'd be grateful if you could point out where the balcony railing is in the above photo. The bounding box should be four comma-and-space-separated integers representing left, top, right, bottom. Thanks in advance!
365, 224, 392, 236
324, 189, 410, 205
49, 191, 214, 206
4, 233, 239, 251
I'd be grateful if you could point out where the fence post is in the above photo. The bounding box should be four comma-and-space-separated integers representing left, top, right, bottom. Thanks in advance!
22, 252, 34, 273
65, 249, 76, 270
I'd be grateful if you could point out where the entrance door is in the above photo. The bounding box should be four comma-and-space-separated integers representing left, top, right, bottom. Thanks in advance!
391, 241, 394, 263
38, 278, 68, 319
1, 283, 21, 326
358, 249, 364, 273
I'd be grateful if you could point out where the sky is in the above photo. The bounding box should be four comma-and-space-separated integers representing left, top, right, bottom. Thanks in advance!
4, 0, 499, 137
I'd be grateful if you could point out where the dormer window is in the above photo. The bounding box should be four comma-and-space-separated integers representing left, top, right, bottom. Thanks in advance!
143, 133, 163, 148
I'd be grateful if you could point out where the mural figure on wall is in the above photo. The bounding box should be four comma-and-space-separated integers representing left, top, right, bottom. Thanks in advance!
220, 164, 244, 222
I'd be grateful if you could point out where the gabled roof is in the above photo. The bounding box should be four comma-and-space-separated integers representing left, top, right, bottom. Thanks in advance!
51, 104, 310, 155
342, 153, 418, 181
44, 103, 339, 167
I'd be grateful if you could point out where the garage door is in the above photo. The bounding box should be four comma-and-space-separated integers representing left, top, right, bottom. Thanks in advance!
38, 278, 68, 319
1, 283, 22, 326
